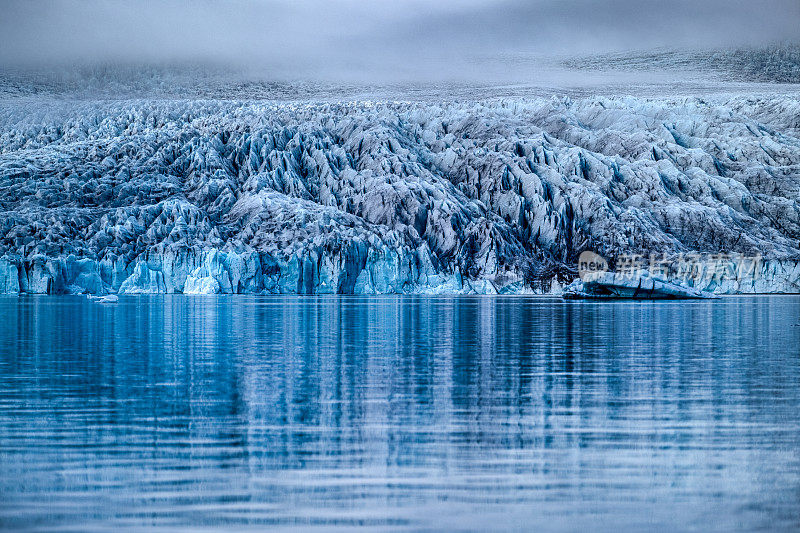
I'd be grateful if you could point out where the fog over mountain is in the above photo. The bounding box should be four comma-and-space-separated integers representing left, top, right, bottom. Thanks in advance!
1, 0, 799, 82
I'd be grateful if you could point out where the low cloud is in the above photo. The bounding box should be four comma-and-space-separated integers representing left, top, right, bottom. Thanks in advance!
1, 0, 798, 82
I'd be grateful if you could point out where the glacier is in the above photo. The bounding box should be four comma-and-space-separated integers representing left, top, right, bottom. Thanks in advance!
0, 93, 799, 294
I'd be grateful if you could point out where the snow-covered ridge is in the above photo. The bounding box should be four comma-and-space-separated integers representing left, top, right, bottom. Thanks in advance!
1, 94, 798, 294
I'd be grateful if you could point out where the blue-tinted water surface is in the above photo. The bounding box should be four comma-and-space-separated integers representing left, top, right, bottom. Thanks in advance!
1, 295, 799, 531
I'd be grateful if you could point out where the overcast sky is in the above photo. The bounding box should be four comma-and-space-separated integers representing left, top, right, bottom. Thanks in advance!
2, 0, 799, 80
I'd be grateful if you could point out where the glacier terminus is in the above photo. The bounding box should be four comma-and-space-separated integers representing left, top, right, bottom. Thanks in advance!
1, 92, 799, 295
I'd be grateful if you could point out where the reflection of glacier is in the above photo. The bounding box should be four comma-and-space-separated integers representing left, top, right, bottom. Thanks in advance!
1, 95, 799, 294
3, 296, 799, 530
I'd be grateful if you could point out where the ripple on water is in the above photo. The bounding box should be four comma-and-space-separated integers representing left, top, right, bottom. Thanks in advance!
1, 295, 799, 531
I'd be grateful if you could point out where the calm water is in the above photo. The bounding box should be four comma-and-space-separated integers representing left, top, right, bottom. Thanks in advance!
1, 295, 799, 532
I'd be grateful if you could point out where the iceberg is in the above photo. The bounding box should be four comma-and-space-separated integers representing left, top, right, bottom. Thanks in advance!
563, 272, 716, 299
88, 294, 119, 303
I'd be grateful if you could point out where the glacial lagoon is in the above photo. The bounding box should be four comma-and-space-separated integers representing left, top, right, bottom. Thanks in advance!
1, 295, 799, 531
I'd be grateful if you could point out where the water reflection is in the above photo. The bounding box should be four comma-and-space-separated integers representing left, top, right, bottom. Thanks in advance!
1, 296, 799, 531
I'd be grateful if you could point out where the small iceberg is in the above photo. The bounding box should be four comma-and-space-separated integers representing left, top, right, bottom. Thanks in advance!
88, 294, 119, 303
563, 272, 717, 300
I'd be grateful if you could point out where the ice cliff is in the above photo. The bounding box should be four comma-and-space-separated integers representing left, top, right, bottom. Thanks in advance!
1, 94, 799, 294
